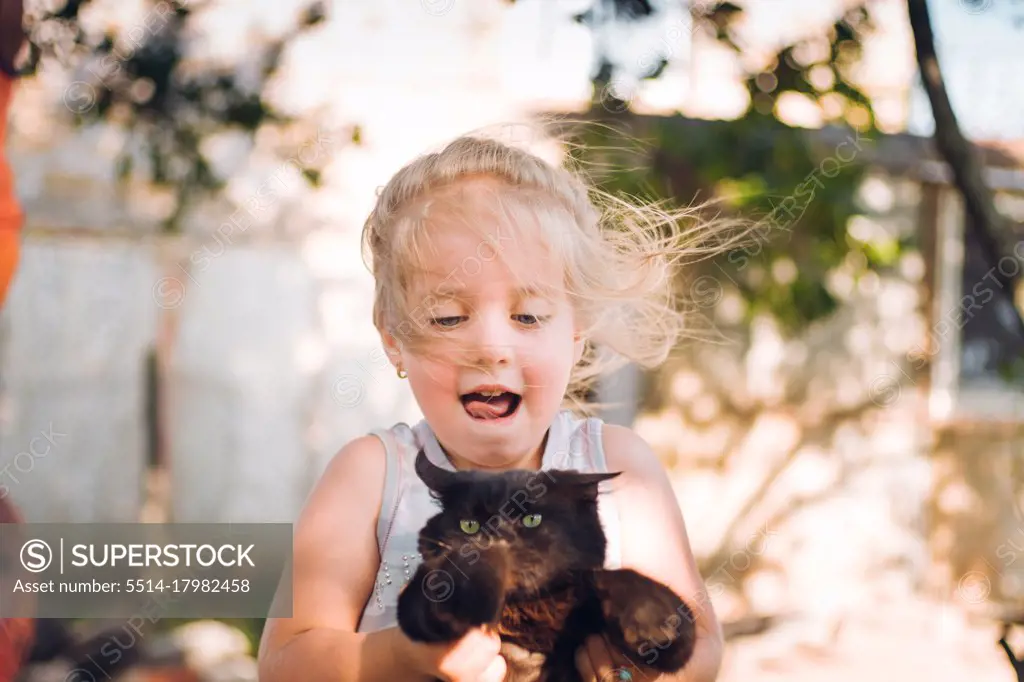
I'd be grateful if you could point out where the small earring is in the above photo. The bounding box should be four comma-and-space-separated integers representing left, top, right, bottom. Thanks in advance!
397, 368, 408, 379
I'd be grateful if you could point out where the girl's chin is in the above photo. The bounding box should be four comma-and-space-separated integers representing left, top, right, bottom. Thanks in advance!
444, 409, 543, 469
454, 448, 541, 471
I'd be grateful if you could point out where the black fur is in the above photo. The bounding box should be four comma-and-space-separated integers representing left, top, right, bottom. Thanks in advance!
397, 449, 697, 682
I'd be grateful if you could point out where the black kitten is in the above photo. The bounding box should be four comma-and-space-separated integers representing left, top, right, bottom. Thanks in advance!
397, 449, 697, 682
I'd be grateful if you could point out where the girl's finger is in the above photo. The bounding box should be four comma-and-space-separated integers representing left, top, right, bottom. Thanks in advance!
585, 634, 618, 682
575, 641, 598, 682
477, 653, 507, 682
454, 629, 500, 679
437, 629, 494, 681
605, 663, 640, 682
597, 636, 643, 682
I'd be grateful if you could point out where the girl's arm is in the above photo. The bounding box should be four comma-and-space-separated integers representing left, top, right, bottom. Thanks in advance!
257, 435, 428, 682
597, 424, 725, 682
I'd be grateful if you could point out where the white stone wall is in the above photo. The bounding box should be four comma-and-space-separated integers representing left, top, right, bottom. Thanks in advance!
0, 237, 158, 522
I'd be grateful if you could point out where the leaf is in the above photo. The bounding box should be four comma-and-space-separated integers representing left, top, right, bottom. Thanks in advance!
301, 168, 322, 186
23, 0, 332, 234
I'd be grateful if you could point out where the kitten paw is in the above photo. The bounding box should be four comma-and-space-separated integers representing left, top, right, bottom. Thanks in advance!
397, 562, 504, 643
593, 569, 697, 673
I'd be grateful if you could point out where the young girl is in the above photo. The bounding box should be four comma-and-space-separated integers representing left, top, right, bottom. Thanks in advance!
258, 129, 730, 682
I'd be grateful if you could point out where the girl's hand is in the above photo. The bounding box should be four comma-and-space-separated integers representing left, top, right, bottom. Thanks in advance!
396, 625, 507, 682
575, 634, 641, 682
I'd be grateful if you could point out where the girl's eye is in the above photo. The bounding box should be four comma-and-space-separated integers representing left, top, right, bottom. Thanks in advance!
522, 513, 542, 528
431, 316, 464, 328
460, 519, 480, 534
513, 314, 545, 325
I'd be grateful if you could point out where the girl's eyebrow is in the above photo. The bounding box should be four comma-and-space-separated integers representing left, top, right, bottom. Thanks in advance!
427, 283, 556, 298
429, 282, 466, 299
425, 282, 468, 301
421, 281, 563, 305
515, 284, 558, 300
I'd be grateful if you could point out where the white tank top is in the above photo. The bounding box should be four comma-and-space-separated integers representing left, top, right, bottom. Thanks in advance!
355, 409, 623, 634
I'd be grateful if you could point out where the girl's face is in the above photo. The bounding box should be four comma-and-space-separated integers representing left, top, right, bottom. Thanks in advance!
383, 192, 583, 471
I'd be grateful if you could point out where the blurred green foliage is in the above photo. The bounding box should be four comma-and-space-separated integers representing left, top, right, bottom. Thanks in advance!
563, 1, 907, 335
19, 0, 345, 233
147, 616, 266, 656
67, 615, 266, 665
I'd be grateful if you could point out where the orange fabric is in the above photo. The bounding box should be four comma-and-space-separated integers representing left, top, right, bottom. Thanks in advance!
0, 72, 21, 308
0, 70, 30, 682
0, 619, 34, 682
0, 499, 35, 681
0, 230, 16, 307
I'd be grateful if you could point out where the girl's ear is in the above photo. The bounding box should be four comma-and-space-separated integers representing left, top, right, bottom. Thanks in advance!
379, 328, 403, 369
546, 470, 621, 503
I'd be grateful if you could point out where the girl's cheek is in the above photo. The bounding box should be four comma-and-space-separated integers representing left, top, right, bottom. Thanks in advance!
412, 355, 455, 379
521, 352, 551, 377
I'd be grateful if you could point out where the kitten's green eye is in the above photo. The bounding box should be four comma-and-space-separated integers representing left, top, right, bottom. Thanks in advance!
459, 520, 480, 534
522, 514, 542, 528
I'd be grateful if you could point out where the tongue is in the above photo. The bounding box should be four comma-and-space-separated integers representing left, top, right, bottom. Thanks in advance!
465, 396, 513, 420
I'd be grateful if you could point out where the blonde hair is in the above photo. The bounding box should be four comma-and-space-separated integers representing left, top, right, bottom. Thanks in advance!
361, 121, 751, 414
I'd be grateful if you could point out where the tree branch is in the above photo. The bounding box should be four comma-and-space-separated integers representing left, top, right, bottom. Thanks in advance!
907, 0, 1024, 337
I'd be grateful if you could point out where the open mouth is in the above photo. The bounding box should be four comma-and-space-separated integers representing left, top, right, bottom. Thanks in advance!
460, 390, 522, 421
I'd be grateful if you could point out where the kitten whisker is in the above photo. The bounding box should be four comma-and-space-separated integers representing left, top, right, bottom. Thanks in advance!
421, 537, 455, 552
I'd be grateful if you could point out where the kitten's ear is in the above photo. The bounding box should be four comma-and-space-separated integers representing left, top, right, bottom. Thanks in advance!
415, 449, 456, 494
546, 470, 621, 500
547, 470, 622, 486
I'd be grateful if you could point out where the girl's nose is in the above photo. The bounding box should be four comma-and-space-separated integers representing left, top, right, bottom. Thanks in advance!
474, 342, 512, 367
471, 315, 514, 367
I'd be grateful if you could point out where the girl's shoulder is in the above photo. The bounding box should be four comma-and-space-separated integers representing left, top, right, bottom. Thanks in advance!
366, 419, 426, 463
317, 420, 424, 490
309, 433, 389, 512
598, 422, 667, 477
